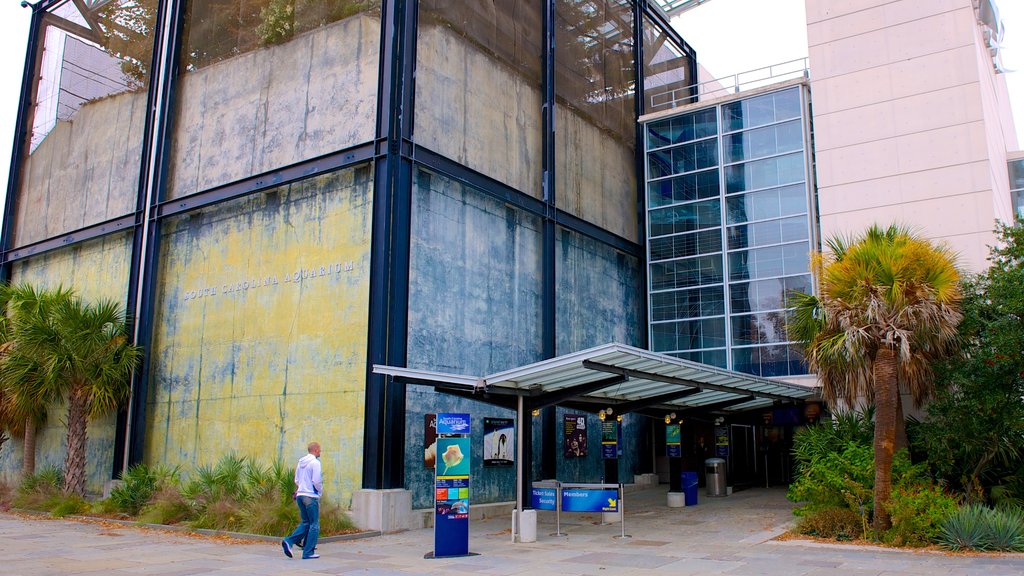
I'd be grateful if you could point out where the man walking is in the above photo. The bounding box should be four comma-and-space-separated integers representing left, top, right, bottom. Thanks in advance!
282, 442, 322, 559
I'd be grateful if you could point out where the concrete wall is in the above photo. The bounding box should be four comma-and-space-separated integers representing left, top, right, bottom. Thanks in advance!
145, 167, 373, 504
415, 21, 543, 198
0, 233, 133, 494
556, 104, 639, 242
556, 227, 643, 354
166, 13, 379, 200
807, 0, 1018, 272
14, 89, 146, 247
407, 168, 545, 376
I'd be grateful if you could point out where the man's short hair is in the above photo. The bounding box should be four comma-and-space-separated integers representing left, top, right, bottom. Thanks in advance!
308, 442, 320, 452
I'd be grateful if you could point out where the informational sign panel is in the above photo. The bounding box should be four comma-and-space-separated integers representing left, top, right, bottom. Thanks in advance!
424, 413, 437, 469
531, 487, 557, 511
434, 413, 471, 558
715, 425, 729, 458
601, 420, 618, 459
561, 487, 619, 512
563, 414, 588, 457
483, 417, 514, 466
666, 424, 681, 458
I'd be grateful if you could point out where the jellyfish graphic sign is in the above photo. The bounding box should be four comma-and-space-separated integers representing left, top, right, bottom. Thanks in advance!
434, 413, 471, 558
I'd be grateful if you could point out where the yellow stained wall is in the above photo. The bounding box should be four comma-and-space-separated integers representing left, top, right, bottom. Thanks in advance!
145, 167, 372, 504
0, 233, 132, 494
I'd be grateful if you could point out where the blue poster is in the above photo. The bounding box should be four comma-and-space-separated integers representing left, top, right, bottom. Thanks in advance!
561, 488, 618, 512
666, 424, 682, 458
531, 487, 557, 511
437, 413, 471, 435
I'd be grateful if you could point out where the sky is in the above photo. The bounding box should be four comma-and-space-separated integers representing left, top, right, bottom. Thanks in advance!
0, 0, 1021, 199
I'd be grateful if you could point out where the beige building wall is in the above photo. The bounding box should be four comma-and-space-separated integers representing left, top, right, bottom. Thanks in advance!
806, 0, 1018, 271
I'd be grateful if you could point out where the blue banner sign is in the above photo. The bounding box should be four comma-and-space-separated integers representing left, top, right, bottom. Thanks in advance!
434, 413, 470, 558
531, 487, 557, 511
561, 488, 618, 513
437, 413, 471, 435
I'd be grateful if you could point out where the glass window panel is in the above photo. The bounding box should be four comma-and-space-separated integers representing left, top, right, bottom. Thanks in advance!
648, 199, 721, 237
650, 255, 723, 290
649, 229, 721, 261
647, 169, 720, 207
647, 119, 674, 149
782, 242, 810, 276
649, 150, 672, 179
731, 311, 789, 346
730, 277, 787, 313
787, 344, 808, 375
651, 318, 725, 351
758, 344, 792, 377
723, 119, 804, 163
773, 88, 802, 121
650, 285, 723, 321
732, 346, 761, 375
727, 219, 783, 250
729, 245, 785, 281
1009, 159, 1024, 188
727, 188, 780, 224
15, 1, 158, 246
556, 0, 637, 238
779, 184, 808, 214
779, 216, 809, 243
723, 92, 774, 131
784, 274, 812, 298
643, 21, 693, 113
417, 0, 543, 197
670, 139, 718, 174
725, 152, 805, 194
167, 0, 381, 200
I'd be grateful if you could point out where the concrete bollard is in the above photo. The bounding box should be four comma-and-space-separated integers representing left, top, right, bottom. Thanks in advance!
667, 491, 685, 508
519, 509, 537, 543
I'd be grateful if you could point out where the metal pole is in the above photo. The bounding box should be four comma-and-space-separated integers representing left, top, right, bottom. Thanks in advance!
515, 395, 524, 542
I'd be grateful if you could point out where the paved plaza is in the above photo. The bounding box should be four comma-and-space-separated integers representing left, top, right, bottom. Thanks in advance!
3, 487, 1024, 575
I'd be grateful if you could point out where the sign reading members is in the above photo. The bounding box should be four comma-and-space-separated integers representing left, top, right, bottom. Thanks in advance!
483, 418, 514, 467
563, 414, 587, 458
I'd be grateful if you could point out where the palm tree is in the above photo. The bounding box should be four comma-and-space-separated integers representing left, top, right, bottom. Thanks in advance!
0, 283, 71, 479
8, 291, 141, 496
790, 224, 962, 533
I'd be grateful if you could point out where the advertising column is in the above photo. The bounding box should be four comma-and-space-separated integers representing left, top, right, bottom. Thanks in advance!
434, 413, 471, 558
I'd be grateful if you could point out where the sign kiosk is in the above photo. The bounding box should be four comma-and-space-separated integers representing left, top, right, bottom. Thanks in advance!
431, 413, 472, 558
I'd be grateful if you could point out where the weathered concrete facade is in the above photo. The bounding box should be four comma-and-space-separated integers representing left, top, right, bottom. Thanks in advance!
167, 14, 381, 200
0, 233, 133, 493
145, 167, 373, 500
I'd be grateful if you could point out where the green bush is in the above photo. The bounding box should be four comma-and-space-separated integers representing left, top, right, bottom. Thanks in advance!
788, 442, 875, 515
13, 466, 64, 511
792, 409, 874, 474
49, 495, 89, 517
796, 506, 862, 540
883, 483, 959, 547
137, 485, 190, 526
939, 505, 1024, 551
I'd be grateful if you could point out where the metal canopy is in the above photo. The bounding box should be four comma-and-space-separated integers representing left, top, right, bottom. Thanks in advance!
374, 343, 817, 415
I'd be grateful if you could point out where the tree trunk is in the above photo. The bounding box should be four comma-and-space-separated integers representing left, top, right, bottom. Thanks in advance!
894, 388, 908, 451
23, 416, 36, 479
872, 347, 898, 534
63, 384, 89, 497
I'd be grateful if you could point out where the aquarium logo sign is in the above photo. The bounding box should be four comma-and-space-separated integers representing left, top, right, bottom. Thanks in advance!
437, 413, 471, 435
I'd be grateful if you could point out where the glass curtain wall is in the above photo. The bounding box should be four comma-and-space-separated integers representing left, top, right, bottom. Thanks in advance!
645, 86, 812, 377
1010, 159, 1024, 221
13, 0, 156, 247
165, 0, 381, 199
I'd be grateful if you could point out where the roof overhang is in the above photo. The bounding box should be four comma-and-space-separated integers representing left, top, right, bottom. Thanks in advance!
374, 343, 819, 416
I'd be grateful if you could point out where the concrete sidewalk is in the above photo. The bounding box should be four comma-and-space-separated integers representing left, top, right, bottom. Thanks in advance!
3, 487, 1024, 575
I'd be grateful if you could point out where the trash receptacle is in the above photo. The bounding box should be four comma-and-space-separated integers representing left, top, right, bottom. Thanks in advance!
705, 458, 727, 497
682, 471, 698, 506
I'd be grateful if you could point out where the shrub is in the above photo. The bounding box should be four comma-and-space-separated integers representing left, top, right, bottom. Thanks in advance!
109, 463, 180, 516
788, 442, 875, 516
883, 483, 959, 547
797, 506, 862, 540
792, 409, 874, 475
938, 505, 1024, 551
0, 480, 12, 511
13, 466, 64, 511
49, 495, 89, 517
137, 485, 190, 526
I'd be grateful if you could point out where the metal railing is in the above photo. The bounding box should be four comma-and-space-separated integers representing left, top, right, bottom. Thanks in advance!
649, 57, 810, 112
